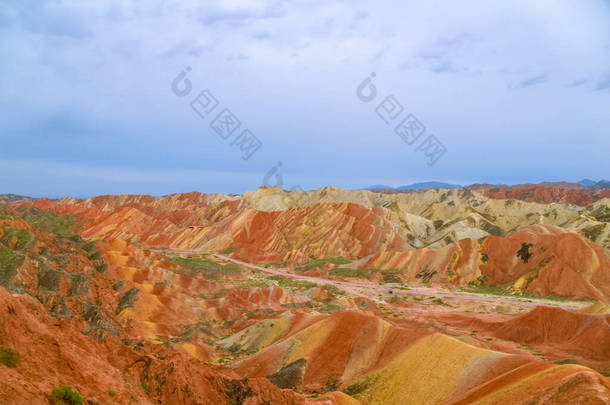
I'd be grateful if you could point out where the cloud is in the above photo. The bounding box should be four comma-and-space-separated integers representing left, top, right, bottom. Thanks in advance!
513, 74, 548, 89
353, 11, 369, 20
251, 31, 271, 40
567, 78, 589, 87
1, 0, 610, 196
430, 61, 461, 74
594, 74, 610, 91
198, 2, 286, 26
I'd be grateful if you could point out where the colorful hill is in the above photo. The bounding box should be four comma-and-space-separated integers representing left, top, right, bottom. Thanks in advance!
0, 186, 608, 404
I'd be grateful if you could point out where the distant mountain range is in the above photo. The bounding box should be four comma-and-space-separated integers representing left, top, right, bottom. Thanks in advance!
0, 194, 35, 203
366, 182, 463, 191
578, 179, 598, 187
367, 180, 609, 191
592, 180, 610, 189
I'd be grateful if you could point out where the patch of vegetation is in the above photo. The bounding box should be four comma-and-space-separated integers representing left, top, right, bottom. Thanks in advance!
116, 288, 139, 314
16, 206, 77, 236
169, 256, 240, 278
224, 379, 253, 405
296, 256, 351, 271
328, 268, 371, 278
580, 224, 606, 241
267, 358, 307, 389
38, 265, 63, 292
321, 303, 341, 313
0, 347, 20, 368
112, 280, 126, 291
321, 284, 346, 296
415, 267, 437, 283
430, 297, 449, 306
0, 244, 25, 288
258, 260, 288, 268
554, 359, 580, 365
480, 221, 503, 236
109, 389, 117, 397
196, 288, 230, 299
481, 253, 488, 263
93, 260, 107, 273
81, 241, 97, 253
50, 385, 83, 405
1, 226, 34, 250
379, 268, 402, 283
343, 378, 373, 396
67, 273, 89, 297
269, 276, 317, 289
462, 284, 580, 302
219, 247, 235, 255
87, 250, 102, 261
516, 242, 533, 264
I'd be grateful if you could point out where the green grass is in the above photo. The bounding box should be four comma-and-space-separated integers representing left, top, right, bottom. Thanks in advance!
0, 244, 25, 288
16, 206, 77, 236
321, 284, 346, 296
93, 260, 108, 273
328, 268, 371, 278
1, 226, 34, 250
378, 268, 403, 283
51, 385, 83, 405
257, 260, 288, 268
0, 347, 20, 368
430, 297, 449, 306
169, 256, 241, 278
461, 285, 582, 302
268, 276, 317, 289
321, 303, 341, 313
296, 257, 351, 271
196, 288, 231, 299
219, 247, 235, 255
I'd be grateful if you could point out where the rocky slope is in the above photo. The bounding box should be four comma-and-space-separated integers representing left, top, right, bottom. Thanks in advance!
22, 187, 610, 300
1, 186, 609, 404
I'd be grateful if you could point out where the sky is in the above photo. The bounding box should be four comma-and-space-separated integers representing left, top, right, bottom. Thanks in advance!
1, 0, 609, 198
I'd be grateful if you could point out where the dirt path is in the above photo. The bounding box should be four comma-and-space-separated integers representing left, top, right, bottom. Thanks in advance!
162, 249, 589, 311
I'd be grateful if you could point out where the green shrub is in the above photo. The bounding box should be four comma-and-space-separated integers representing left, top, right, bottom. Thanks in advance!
1, 227, 34, 250
51, 385, 83, 405
116, 288, 139, 314
0, 245, 24, 288
0, 347, 20, 368
296, 257, 351, 271
328, 268, 370, 278
277, 276, 318, 288
108, 389, 117, 397
516, 243, 533, 263
16, 206, 76, 236
81, 241, 96, 253
169, 256, 240, 278
322, 284, 345, 296
87, 251, 102, 261
93, 260, 108, 273
379, 268, 402, 283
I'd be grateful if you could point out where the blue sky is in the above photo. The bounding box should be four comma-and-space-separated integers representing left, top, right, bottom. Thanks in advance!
1, 0, 609, 198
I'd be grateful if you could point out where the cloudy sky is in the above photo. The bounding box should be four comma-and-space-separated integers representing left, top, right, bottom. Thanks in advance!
1, 0, 609, 198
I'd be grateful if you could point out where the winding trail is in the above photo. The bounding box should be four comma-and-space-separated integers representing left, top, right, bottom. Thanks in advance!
162, 249, 590, 311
